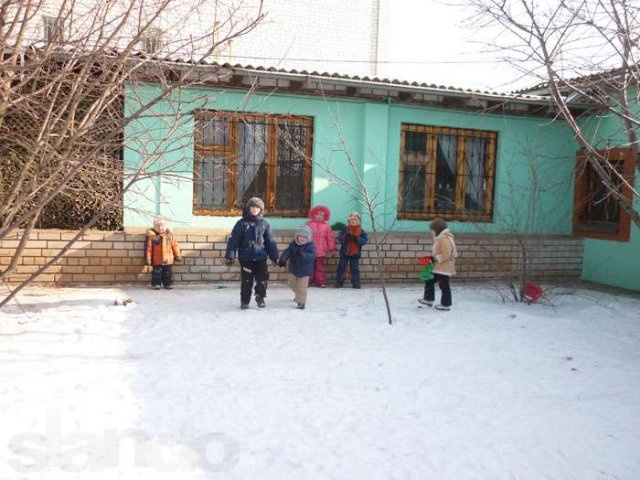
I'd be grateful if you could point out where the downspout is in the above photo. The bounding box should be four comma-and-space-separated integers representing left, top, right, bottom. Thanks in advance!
372, 0, 381, 77
384, 95, 392, 228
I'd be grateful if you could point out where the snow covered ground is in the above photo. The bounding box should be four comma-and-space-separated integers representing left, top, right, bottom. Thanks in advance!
0, 283, 639, 480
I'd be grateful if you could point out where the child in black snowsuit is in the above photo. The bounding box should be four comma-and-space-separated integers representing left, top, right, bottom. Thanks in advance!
225, 197, 279, 309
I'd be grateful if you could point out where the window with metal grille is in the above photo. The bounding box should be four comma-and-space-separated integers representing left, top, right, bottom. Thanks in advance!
193, 111, 313, 216
141, 28, 163, 54
573, 148, 634, 242
43, 16, 64, 43
398, 124, 497, 221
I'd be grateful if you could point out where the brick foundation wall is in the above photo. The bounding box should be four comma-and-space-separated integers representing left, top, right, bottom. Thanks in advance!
0, 229, 583, 285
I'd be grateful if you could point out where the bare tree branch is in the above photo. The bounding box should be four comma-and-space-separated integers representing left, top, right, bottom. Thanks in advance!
1, 0, 266, 303
465, 0, 640, 229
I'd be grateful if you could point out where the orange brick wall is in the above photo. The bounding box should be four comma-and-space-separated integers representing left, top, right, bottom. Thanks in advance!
0, 229, 583, 285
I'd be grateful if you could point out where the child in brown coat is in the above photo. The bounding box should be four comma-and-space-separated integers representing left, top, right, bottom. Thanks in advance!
418, 218, 457, 310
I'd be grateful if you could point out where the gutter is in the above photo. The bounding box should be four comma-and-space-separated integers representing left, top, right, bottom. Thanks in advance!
233, 66, 593, 109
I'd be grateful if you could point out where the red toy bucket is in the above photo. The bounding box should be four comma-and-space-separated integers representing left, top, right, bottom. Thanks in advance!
523, 282, 543, 304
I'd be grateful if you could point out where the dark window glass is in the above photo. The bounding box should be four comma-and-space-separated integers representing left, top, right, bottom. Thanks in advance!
398, 124, 496, 220
194, 112, 313, 216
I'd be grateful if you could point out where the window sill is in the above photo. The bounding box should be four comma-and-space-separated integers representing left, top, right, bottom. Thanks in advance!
193, 208, 309, 218
574, 227, 630, 242
398, 213, 494, 222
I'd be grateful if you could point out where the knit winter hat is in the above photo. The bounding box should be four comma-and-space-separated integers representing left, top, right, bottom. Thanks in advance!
429, 218, 448, 236
294, 225, 312, 244
247, 197, 265, 214
347, 212, 361, 225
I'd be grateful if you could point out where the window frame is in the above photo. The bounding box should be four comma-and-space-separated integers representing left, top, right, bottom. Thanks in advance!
42, 15, 65, 43
398, 123, 497, 221
141, 28, 164, 54
573, 147, 634, 242
193, 110, 313, 217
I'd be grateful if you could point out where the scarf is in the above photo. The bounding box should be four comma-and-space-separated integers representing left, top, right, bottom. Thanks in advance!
346, 225, 361, 256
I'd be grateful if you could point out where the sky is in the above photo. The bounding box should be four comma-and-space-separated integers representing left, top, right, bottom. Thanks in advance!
1, 283, 639, 478
224, 0, 541, 93
381, 0, 533, 92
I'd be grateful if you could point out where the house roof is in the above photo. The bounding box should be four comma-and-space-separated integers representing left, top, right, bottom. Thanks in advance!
133, 51, 593, 117
15, 43, 594, 117
514, 64, 638, 96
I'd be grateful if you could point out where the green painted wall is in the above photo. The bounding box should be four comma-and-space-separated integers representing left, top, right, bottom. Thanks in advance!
578, 94, 640, 291
124, 84, 577, 237
385, 105, 577, 234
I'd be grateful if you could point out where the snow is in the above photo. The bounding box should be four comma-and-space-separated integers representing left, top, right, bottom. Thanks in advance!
1, 283, 639, 480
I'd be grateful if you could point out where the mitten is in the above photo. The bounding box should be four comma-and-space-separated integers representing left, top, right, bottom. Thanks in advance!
278, 259, 287, 267
174, 257, 183, 263
225, 258, 234, 267
271, 259, 279, 266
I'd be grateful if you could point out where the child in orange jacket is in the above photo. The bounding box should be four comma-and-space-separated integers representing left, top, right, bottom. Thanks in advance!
145, 215, 182, 290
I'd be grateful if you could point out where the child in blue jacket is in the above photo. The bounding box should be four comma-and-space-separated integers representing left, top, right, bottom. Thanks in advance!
225, 197, 279, 309
278, 225, 316, 309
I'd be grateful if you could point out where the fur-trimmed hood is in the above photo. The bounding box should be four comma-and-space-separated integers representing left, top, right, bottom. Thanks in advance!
308, 205, 331, 222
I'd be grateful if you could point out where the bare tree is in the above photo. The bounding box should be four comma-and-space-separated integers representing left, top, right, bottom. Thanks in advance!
0, 0, 265, 306
491, 149, 579, 302
464, 0, 639, 228
299, 100, 399, 325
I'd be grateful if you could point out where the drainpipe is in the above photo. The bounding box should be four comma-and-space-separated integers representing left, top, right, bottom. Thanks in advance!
372, 0, 381, 77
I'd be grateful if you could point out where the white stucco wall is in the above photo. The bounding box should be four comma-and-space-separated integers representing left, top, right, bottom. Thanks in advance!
218, 0, 383, 77
21, 0, 384, 77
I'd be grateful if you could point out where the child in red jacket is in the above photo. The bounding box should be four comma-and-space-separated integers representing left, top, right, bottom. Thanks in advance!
305, 205, 337, 287
145, 216, 182, 290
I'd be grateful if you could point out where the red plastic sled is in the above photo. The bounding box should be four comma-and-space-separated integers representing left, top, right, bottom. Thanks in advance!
523, 282, 543, 304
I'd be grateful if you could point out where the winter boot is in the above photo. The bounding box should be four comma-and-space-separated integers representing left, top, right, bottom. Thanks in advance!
256, 296, 266, 308
418, 298, 433, 306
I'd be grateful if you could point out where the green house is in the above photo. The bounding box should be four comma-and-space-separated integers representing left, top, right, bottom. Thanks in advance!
123, 64, 639, 291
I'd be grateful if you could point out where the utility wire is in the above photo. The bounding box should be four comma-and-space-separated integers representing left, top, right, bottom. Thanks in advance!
221, 55, 506, 65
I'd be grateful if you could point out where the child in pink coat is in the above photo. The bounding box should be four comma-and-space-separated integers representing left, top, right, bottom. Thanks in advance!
305, 205, 337, 287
